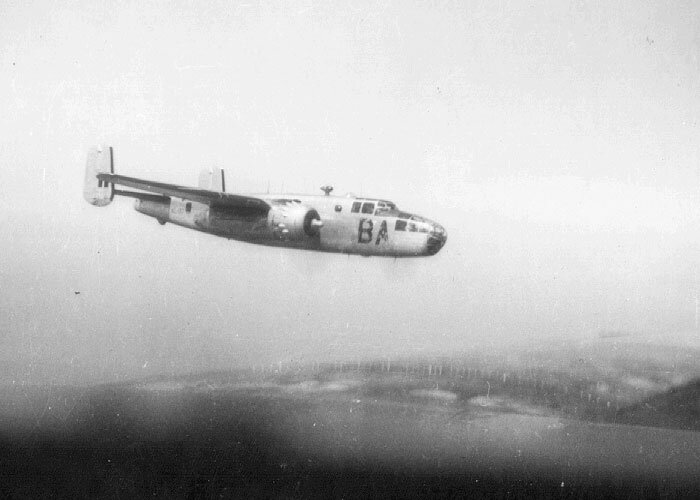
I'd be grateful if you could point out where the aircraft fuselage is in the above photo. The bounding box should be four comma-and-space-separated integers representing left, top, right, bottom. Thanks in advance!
134, 194, 447, 257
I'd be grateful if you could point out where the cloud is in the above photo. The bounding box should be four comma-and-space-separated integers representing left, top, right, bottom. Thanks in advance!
461, 176, 699, 234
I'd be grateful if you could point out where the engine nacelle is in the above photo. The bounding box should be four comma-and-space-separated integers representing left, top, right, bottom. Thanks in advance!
268, 202, 322, 241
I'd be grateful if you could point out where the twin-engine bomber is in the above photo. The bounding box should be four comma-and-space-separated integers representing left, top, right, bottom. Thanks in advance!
83, 146, 447, 257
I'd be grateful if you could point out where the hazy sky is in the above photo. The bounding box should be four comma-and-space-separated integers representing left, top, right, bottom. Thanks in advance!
1, 1, 699, 384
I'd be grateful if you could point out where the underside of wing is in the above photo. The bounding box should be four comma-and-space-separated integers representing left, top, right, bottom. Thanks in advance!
97, 173, 270, 213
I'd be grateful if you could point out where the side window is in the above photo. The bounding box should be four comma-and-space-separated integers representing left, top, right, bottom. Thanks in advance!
351, 202, 361, 213
335, 205, 342, 212
408, 222, 417, 232
185, 202, 192, 213
395, 220, 407, 231
361, 202, 375, 214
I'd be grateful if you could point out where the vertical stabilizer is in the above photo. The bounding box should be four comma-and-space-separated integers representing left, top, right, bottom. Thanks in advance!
83, 146, 114, 206
198, 167, 226, 192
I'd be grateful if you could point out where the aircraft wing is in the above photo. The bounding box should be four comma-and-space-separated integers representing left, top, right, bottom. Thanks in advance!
97, 173, 270, 212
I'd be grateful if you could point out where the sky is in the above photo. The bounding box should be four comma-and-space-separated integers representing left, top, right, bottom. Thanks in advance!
1, 1, 699, 385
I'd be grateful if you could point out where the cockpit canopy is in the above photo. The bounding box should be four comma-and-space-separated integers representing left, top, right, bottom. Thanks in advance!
350, 199, 398, 216
349, 198, 438, 234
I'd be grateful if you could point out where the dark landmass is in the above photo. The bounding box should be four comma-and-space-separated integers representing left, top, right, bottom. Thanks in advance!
1, 339, 699, 498
617, 379, 700, 431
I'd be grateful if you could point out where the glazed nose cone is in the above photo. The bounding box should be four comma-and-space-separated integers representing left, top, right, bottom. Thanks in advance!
426, 223, 447, 255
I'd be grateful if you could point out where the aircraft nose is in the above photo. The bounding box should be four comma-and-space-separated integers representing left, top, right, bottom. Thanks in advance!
426, 223, 447, 255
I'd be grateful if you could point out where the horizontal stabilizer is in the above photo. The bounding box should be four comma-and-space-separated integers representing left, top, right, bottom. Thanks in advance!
83, 146, 114, 206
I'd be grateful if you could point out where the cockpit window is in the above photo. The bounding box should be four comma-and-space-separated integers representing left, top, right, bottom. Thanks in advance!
395, 220, 407, 231
398, 212, 412, 219
375, 200, 398, 216
408, 222, 417, 232
361, 202, 375, 214
351, 202, 361, 213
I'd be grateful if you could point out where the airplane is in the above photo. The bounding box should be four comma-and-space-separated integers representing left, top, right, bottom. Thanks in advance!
83, 146, 447, 257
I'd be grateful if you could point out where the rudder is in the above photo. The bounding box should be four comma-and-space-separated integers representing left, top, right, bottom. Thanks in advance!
83, 146, 114, 206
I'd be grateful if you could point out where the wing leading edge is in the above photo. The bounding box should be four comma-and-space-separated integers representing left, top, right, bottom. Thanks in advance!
97, 173, 270, 213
